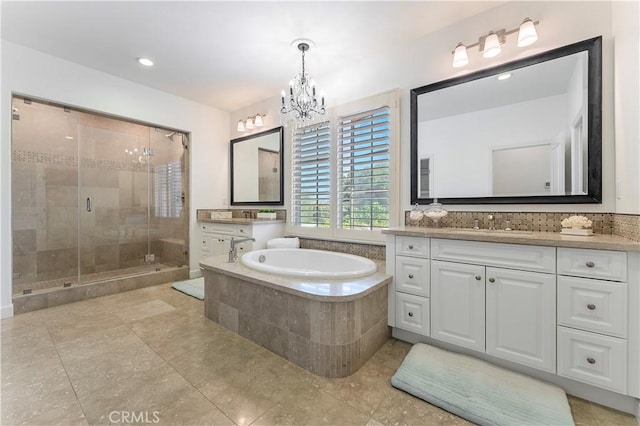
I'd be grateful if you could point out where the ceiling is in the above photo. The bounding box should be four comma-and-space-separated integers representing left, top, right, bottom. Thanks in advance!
1, 1, 503, 112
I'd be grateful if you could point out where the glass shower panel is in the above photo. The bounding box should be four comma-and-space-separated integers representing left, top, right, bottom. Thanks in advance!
149, 129, 187, 267
11, 97, 80, 295
78, 118, 152, 283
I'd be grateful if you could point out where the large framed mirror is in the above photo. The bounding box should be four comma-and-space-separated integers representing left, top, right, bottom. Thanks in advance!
230, 126, 284, 205
411, 36, 602, 204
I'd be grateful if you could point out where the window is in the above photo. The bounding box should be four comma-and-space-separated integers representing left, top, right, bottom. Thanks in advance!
291, 122, 331, 227
337, 106, 390, 230
154, 161, 183, 218
289, 91, 399, 242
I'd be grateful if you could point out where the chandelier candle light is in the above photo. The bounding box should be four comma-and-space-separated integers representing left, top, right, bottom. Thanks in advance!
280, 41, 326, 124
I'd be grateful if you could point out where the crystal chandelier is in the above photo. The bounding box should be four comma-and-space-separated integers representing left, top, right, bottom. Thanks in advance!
280, 41, 326, 123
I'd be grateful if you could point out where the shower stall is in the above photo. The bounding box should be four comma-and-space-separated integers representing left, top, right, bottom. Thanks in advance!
11, 96, 189, 311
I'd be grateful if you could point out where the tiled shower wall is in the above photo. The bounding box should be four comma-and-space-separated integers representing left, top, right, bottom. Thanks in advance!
11, 97, 187, 295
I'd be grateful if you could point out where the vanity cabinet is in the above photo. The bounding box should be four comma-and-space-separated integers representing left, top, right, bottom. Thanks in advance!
556, 247, 629, 394
430, 239, 556, 372
199, 221, 284, 260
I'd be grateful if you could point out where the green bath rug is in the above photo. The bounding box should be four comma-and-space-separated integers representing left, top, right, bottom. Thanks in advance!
391, 343, 574, 426
171, 277, 204, 300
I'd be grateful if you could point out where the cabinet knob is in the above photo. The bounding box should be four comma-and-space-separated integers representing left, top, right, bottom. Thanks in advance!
408, 274, 414, 279
587, 303, 596, 310
586, 261, 595, 268
408, 245, 414, 250
587, 357, 596, 365
408, 312, 414, 317
488, 278, 495, 283
475, 275, 482, 281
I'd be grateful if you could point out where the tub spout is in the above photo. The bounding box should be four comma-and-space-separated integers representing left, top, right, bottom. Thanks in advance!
228, 237, 256, 262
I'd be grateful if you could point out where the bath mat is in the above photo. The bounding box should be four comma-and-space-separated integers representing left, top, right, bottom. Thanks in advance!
171, 277, 204, 300
391, 343, 574, 426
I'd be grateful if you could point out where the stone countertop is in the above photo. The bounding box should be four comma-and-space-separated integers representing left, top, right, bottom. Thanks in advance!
199, 255, 391, 302
382, 226, 640, 252
198, 218, 285, 225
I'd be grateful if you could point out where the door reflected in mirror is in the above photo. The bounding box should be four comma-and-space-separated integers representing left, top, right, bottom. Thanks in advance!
411, 36, 601, 204
231, 127, 284, 205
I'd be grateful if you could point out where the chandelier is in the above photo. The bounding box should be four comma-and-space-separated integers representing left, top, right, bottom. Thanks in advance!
280, 41, 326, 123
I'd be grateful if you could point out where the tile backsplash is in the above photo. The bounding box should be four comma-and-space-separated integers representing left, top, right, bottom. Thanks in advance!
297, 238, 386, 261
404, 210, 640, 241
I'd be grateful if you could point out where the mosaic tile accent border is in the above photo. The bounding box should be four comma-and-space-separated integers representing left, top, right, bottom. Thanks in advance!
613, 214, 640, 242
196, 209, 287, 221
404, 211, 615, 234
13, 150, 148, 172
297, 238, 386, 261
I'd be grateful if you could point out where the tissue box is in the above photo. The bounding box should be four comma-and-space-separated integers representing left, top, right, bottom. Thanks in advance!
256, 212, 277, 220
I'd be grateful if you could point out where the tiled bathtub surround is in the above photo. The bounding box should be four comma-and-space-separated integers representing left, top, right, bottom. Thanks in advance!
203, 269, 390, 377
298, 238, 386, 261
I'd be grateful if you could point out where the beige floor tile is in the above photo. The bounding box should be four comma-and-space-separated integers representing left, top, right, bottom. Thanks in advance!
318, 361, 396, 415
371, 387, 472, 426
253, 386, 371, 426
111, 299, 176, 323
2, 282, 637, 426
154, 389, 234, 426
1, 357, 79, 426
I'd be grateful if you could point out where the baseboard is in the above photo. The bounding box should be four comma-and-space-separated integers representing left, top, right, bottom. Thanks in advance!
189, 269, 203, 279
1, 303, 14, 318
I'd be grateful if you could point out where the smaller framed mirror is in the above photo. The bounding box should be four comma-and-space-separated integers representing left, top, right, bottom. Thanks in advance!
230, 126, 284, 205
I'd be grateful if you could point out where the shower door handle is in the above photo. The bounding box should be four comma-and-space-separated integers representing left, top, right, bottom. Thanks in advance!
86, 197, 92, 212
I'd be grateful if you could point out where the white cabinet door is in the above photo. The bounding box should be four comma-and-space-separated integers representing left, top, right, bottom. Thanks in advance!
210, 234, 231, 257
431, 260, 485, 352
396, 292, 430, 336
395, 256, 430, 297
486, 267, 556, 373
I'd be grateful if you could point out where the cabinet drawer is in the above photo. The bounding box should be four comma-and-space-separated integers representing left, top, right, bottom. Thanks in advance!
396, 236, 429, 258
557, 327, 627, 393
431, 239, 555, 273
557, 248, 627, 282
237, 225, 252, 237
395, 256, 430, 297
396, 293, 430, 336
558, 276, 627, 337
201, 222, 238, 235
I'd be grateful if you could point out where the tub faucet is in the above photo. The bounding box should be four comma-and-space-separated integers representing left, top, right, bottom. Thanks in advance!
228, 237, 255, 262
488, 214, 495, 230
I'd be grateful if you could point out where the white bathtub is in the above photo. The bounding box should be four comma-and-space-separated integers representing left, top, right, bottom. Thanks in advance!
240, 248, 377, 279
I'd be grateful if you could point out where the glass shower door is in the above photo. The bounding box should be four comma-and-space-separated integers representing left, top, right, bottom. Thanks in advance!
78, 122, 152, 283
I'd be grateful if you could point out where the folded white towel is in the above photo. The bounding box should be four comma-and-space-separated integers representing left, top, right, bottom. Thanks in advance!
267, 237, 300, 249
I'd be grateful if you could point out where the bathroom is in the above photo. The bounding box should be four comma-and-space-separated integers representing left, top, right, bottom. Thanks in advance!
1, 1, 639, 425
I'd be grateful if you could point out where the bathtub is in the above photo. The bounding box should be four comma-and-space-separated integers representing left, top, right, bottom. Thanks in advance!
240, 248, 377, 279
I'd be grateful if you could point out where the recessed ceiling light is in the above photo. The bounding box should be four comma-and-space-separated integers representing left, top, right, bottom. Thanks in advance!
497, 73, 511, 80
137, 57, 154, 67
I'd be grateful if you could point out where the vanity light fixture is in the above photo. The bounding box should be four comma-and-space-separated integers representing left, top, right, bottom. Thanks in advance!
280, 39, 326, 124
137, 57, 154, 67
451, 18, 539, 68
236, 114, 266, 133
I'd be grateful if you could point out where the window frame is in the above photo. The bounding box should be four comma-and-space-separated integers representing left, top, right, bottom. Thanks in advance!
286, 90, 400, 243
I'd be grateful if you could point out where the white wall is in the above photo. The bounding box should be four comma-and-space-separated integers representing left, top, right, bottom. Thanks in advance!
1, 41, 230, 317
417, 94, 568, 197
612, 1, 640, 214
233, 1, 627, 214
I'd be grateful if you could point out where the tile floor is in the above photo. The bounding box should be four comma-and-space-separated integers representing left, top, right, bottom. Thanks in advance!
1, 282, 636, 426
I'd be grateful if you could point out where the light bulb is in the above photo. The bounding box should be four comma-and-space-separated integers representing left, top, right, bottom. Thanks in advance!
517, 18, 538, 47
237, 120, 245, 132
245, 117, 254, 130
483, 32, 501, 58
254, 114, 263, 127
452, 43, 469, 68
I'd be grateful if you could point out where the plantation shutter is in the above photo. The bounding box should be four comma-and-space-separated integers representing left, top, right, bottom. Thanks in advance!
291, 122, 331, 227
337, 106, 390, 230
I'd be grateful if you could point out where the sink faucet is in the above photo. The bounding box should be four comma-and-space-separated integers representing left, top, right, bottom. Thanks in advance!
228, 237, 256, 262
488, 214, 495, 230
